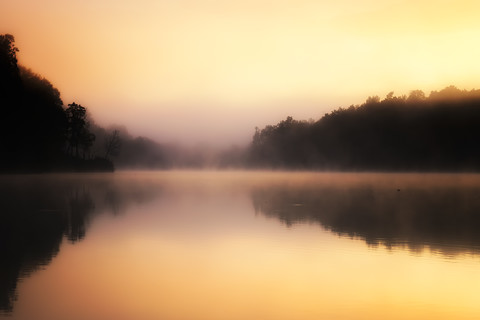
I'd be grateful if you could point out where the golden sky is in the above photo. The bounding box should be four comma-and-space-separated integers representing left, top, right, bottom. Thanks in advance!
2, 0, 480, 145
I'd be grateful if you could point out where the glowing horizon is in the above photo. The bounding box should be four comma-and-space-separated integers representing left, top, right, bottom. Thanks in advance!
2, 0, 480, 146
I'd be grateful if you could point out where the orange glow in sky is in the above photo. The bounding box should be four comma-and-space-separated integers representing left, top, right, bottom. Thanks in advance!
2, 0, 480, 145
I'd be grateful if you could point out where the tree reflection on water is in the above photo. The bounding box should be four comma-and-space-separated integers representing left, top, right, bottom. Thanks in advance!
2, 172, 480, 314
0, 174, 160, 313
252, 175, 480, 256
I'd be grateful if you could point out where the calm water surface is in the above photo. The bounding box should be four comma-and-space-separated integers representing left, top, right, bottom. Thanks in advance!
1, 171, 480, 320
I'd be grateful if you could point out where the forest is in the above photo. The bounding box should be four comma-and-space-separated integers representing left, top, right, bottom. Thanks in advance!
3, 32, 480, 172
247, 87, 480, 171
0, 34, 178, 172
0, 34, 231, 171
0, 34, 118, 172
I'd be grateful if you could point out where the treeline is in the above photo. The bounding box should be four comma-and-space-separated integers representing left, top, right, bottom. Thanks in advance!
89, 124, 168, 169
0, 34, 117, 172
248, 87, 480, 171
0, 34, 230, 171
5, 32, 480, 172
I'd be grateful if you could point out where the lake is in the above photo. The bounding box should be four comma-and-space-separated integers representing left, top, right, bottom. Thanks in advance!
1, 171, 480, 320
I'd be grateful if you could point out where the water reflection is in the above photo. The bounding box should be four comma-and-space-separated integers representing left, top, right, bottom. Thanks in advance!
2, 171, 480, 317
0, 173, 161, 313
252, 173, 480, 256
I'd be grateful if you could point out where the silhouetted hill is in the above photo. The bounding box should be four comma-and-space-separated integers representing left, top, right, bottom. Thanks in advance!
248, 86, 480, 171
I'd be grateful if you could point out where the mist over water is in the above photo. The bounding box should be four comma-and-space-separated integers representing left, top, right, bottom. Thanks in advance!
2, 171, 480, 319
3, 0, 480, 316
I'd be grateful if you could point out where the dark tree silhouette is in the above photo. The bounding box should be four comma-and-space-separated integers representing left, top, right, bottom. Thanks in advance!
248, 87, 480, 171
0, 34, 113, 172
19, 67, 68, 166
0, 34, 20, 94
0, 34, 22, 169
104, 129, 121, 160
65, 102, 95, 159
0, 35, 70, 171
79, 129, 96, 159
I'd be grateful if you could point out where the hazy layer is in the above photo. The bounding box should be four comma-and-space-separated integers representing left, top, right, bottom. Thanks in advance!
2, 0, 480, 145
